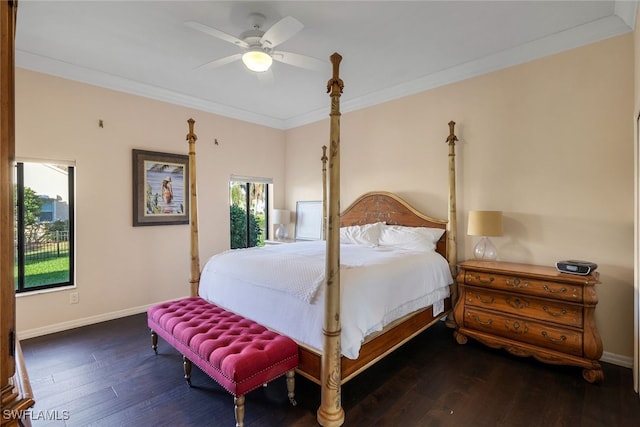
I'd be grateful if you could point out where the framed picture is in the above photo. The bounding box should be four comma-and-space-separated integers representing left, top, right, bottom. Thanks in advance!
132, 149, 189, 226
295, 200, 323, 241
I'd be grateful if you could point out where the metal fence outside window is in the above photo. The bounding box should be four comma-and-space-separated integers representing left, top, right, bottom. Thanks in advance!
24, 230, 69, 262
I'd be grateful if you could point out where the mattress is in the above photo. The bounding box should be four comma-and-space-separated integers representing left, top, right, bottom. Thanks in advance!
199, 240, 452, 359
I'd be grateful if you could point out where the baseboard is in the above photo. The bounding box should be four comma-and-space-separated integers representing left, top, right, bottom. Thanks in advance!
601, 351, 634, 369
16, 299, 184, 340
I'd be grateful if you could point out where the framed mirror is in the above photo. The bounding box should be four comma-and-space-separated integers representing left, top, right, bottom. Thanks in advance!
294, 201, 322, 241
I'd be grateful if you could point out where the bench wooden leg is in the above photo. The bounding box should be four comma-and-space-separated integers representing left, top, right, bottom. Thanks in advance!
234, 395, 245, 427
183, 356, 192, 386
150, 330, 158, 354
286, 369, 297, 406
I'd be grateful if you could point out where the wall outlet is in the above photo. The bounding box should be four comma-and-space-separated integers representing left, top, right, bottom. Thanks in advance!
69, 292, 79, 304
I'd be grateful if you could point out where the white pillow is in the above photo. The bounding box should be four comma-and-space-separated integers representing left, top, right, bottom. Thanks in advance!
378, 225, 445, 252
340, 222, 383, 246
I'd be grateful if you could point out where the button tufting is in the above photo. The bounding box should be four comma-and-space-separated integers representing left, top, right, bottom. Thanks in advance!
148, 296, 298, 398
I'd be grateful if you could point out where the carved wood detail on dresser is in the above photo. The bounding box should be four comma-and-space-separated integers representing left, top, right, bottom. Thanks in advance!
453, 260, 603, 383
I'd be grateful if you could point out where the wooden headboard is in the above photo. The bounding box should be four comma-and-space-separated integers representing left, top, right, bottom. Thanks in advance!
339, 191, 448, 258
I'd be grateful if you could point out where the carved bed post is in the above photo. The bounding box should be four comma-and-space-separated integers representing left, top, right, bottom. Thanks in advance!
321, 145, 328, 240
186, 118, 200, 297
445, 120, 458, 328
317, 53, 345, 427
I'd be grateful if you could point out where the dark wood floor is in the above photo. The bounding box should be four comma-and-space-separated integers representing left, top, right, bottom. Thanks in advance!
20, 313, 640, 427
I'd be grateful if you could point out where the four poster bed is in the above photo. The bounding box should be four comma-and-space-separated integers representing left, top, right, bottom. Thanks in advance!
184, 53, 459, 426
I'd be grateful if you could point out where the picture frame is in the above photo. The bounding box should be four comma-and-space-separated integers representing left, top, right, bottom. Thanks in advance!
132, 149, 189, 226
294, 200, 323, 241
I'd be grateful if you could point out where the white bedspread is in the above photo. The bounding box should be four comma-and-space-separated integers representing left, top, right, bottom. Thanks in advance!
199, 240, 452, 359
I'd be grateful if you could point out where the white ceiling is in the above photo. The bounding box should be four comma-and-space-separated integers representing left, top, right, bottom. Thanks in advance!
15, 1, 637, 130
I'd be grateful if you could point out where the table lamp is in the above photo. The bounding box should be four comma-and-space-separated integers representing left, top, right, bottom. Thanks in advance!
273, 209, 291, 240
467, 210, 503, 260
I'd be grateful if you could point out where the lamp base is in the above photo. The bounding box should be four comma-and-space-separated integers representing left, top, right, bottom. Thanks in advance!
473, 236, 497, 260
275, 224, 288, 240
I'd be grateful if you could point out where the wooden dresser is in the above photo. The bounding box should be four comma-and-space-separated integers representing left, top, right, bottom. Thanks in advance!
453, 260, 603, 383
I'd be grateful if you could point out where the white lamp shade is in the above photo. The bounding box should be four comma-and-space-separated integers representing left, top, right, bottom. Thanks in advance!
272, 209, 290, 225
468, 211, 503, 237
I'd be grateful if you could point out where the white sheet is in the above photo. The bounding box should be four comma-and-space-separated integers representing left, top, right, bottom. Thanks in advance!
199, 240, 452, 359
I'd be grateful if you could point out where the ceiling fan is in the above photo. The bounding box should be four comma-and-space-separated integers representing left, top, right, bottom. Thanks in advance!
186, 13, 326, 74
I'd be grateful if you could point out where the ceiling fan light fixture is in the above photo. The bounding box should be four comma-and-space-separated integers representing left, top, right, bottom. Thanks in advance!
242, 49, 272, 72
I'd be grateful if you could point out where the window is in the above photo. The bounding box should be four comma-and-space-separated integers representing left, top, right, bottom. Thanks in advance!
229, 176, 271, 249
14, 161, 74, 293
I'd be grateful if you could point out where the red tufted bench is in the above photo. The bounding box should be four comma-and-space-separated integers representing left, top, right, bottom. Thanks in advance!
147, 296, 298, 427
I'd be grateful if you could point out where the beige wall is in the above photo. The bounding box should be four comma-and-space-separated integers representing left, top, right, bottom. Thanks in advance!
15, 69, 286, 334
285, 34, 635, 359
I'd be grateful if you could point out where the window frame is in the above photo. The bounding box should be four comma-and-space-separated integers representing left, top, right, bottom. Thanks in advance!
14, 161, 75, 294
229, 177, 271, 249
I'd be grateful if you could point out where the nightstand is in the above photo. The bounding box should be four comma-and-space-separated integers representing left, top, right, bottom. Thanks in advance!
453, 260, 603, 383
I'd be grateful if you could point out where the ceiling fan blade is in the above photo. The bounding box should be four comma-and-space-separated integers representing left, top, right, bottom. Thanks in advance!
185, 21, 249, 49
272, 51, 328, 71
194, 53, 242, 70
260, 16, 303, 48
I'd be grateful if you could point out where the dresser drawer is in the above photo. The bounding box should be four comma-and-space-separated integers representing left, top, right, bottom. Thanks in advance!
464, 271, 583, 302
463, 307, 583, 356
463, 287, 583, 328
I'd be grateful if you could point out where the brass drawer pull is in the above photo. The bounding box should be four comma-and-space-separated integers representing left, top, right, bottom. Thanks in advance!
543, 306, 568, 317
541, 331, 567, 343
475, 274, 494, 284
470, 314, 493, 326
543, 285, 567, 294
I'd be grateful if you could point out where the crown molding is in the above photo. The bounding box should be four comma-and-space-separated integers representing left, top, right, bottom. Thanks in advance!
615, 0, 638, 29
15, 50, 288, 130
286, 13, 634, 129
